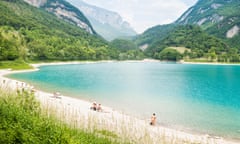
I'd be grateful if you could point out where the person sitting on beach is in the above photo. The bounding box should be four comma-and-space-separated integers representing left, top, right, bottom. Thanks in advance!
150, 113, 157, 126
90, 102, 97, 111
96, 103, 102, 112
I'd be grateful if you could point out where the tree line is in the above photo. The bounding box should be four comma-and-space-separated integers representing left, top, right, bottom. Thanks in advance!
0, 0, 145, 62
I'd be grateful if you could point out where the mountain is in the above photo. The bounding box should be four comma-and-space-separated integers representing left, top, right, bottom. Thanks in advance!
135, 24, 229, 60
134, 24, 177, 50
66, 0, 137, 41
0, 0, 117, 61
134, 0, 240, 62
175, 0, 240, 48
23, 0, 95, 34
145, 25, 229, 59
175, 0, 239, 31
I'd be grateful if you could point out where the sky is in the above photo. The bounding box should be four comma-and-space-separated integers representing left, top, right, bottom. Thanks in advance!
80, 0, 198, 33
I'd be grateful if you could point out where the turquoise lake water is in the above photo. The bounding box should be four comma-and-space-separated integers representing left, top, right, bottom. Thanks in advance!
8, 62, 240, 140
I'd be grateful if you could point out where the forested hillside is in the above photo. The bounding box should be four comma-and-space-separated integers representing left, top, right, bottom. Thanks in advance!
2, 0, 240, 63
40, 0, 96, 34
0, 0, 116, 62
145, 25, 232, 61
135, 24, 240, 62
134, 24, 176, 47
0, 0, 146, 65
134, 0, 240, 62
175, 0, 240, 50
110, 39, 144, 60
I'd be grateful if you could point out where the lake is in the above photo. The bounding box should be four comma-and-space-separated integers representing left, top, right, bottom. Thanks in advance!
8, 62, 240, 140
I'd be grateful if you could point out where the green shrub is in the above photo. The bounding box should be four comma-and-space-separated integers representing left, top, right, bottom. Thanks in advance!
157, 48, 182, 61
0, 60, 33, 70
0, 87, 121, 144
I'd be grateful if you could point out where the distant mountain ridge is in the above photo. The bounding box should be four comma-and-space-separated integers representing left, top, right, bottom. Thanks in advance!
136, 0, 240, 49
134, 0, 240, 62
175, 0, 240, 40
66, 0, 137, 41
23, 0, 95, 34
0, 0, 145, 62
0, 0, 116, 61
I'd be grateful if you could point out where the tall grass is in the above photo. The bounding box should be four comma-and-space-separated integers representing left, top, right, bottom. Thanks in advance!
0, 60, 33, 70
0, 80, 223, 144
0, 85, 123, 144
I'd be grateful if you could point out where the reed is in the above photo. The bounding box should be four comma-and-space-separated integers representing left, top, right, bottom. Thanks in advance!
0, 85, 122, 144
0, 81, 224, 144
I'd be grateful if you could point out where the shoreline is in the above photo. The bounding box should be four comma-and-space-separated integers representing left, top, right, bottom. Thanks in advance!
180, 60, 240, 66
1, 62, 239, 144
31, 59, 161, 68
30, 59, 240, 69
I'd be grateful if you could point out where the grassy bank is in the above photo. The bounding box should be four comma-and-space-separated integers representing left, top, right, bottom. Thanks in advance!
0, 60, 33, 70
0, 77, 232, 144
0, 86, 125, 144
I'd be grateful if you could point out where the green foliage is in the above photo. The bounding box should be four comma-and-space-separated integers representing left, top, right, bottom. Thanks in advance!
0, 0, 118, 61
0, 0, 146, 63
110, 39, 137, 52
155, 48, 182, 61
184, 59, 214, 63
0, 87, 122, 144
176, 0, 240, 26
0, 26, 27, 60
134, 24, 176, 46
0, 60, 33, 70
42, 0, 96, 35
109, 39, 145, 60
150, 25, 227, 52
206, 14, 240, 49
142, 25, 240, 61
134, 1, 240, 62
118, 49, 145, 60
175, 0, 240, 50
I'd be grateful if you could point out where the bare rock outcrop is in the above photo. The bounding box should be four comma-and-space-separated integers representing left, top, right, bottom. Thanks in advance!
226, 25, 239, 38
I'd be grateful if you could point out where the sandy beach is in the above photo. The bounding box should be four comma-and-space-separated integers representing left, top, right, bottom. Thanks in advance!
0, 62, 239, 144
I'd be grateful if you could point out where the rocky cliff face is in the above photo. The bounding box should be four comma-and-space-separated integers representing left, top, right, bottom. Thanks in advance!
23, 0, 46, 7
175, 0, 240, 39
23, 0, 95, 34
66, 0, 136, 41
176, 2, 224, 26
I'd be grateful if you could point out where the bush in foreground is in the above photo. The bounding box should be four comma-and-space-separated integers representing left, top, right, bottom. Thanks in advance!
0, 87, 121, 144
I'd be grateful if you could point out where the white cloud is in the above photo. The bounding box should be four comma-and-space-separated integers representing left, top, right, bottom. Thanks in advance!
81, 0, 197, 33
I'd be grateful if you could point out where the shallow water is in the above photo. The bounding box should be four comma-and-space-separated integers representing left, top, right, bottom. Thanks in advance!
8, 62, 240, 140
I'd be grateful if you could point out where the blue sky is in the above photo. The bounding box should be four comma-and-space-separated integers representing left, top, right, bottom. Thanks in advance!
79, 0, 198, 33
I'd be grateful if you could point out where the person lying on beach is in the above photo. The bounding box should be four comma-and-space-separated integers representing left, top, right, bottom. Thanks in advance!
150, 113, 157, 126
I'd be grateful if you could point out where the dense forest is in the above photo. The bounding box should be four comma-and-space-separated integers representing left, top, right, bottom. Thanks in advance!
134, 0, 240, 62
134, 24, 177, 47
174, 0, 240, 59
147, 25, 228, 59
135, 24, 240, 62
0, 0, 144, 64
1, 0, 240, 65
110, 39, 144, 60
